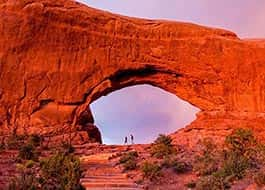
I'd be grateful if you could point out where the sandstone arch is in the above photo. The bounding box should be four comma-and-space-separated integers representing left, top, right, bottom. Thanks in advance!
1, 0, 265, 145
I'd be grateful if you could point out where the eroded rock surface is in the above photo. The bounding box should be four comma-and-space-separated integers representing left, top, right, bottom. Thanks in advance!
0, 0, 265, 145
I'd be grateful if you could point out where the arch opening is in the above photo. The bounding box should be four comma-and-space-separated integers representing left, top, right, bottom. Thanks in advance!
90, 84, 200, 145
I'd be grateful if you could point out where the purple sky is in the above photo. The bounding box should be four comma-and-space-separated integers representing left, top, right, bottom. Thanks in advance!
78, 0, 265, 144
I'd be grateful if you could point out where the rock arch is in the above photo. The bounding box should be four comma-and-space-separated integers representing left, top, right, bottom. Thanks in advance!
0, 0, 265, 145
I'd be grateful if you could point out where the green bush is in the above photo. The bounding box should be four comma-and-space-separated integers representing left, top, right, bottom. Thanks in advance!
221, 151, 249, 180
8, 174, 39, 190
28, 134, 42, 147
196, 175, 230, 190
18, 144, 38, 161
119, 151, 138, 171
225, 128, 256, 155
9, 152, 84, 190
141, 161, 162, 181
8, 165, 39, 190
194, 157, 218, 176
119, 151, 138, 164
217, 128, 255, 180
254, 171, 265, 187
25, 160, 35, 169
150, 134, 175, 159
61, 141, 75, 154
123, 159, 137, 171
172, 161, 190, 173
194, 138, 218, 176
40, 152, 84, 190
162, 157, 189, 173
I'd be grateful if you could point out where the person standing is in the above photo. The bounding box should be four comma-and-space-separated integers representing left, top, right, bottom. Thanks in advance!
130, 134, 134, 144
124, 136, 128, 145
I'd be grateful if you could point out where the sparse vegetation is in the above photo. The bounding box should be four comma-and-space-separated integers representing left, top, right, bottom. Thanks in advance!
220, 151, 250, 180
18, 143, 39, 161
123, 159, 138, 171
150, 134, 175, 159
17, 135, 42, 161
61, 141, 75, 154
162, 156, 190, 173
40, 152, 84, 190
8, 152, 85, 190
8, 163, 39, 190
141, 161, 162, 181
225, 128, 256, 155
193, 128, 261, 189
196, 175, 230, 190
119, 151, 138, 171
119, 151, 138, 164
4, 127, 265, 190
28, 134, 42, 147
194, 138, 218, 176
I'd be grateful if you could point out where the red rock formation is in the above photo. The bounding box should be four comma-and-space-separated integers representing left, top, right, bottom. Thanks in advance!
0, 0, 265, 145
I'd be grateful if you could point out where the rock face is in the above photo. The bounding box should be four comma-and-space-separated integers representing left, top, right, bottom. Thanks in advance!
0, 0, 265, 145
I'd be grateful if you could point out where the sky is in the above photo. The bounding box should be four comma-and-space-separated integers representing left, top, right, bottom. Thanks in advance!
78, 0, 265, 144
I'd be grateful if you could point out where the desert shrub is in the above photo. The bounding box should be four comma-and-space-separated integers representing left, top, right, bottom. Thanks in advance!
8, 164, 39, 190
40, 152, 84, 190
221, 151, 249, 180
196, 175, 230, 190
162, 157, 190, 173
25, 160, 36, 169
119, 151, 138, 171
195, 159, 218, 176
194, 138, 218, 176
254, 171, 265, 187
9, 152, 84, 190
123, 159, 137, 171
61, 141, 75, 154
172, 161, 190, 173
18, 144, 38, 161
141, 161, 162, 181
119, 151, 138, 164
216, 128, 256, 180
225, 128, 256, 155
8, 174, 39, 190
28, 134, 42, 147
150, 134, 175, 159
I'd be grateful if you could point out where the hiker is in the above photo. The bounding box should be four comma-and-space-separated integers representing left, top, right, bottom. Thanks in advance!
124, 136, 128, 145
130, 134, 134, 144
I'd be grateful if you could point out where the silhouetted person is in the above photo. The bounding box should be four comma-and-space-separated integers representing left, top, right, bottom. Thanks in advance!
130, 134, 134, 144
124, 136, 128, 145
